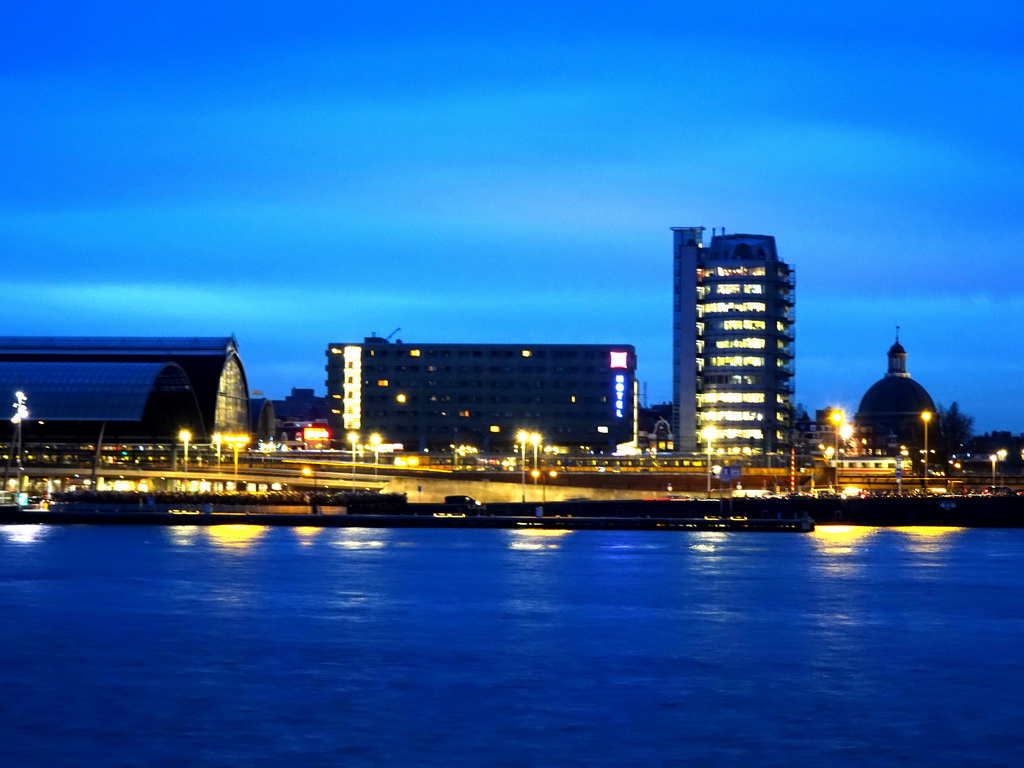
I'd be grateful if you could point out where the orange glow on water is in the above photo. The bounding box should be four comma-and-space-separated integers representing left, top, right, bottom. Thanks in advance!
890, 526, 964, 537
205, 525, 268, 548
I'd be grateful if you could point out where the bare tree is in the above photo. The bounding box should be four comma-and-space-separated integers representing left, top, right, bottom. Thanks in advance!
937, 402, 974, 461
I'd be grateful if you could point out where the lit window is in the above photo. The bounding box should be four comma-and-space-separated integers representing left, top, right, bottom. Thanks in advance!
409, 349, 421, 357
521, 350, 532, 357
490, 426, 501, 433
396, 394, 407, 403
597, 426, 609, 434
377, 380, 389, 387
717, 284, 741, 295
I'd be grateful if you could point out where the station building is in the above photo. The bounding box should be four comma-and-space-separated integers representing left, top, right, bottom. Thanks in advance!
325, 337, 638, 453
0, 337, 251, 444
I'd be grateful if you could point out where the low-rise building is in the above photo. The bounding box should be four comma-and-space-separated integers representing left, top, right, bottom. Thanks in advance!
325, 337, 637, 453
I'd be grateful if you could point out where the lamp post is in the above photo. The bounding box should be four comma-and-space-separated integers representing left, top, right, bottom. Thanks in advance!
829, 410, 843, 490
9, 391, 28, 500
348, 431, 359, 488
212, 433, 222, 471
530, 432, 541, 482
991, 449, 1007, 487
700, 425, 717, 498
822, 445, 835, 491
920, 411, 932, 490
178, 429, 191, 490
543, 470, 557, 502
219, 434, 249, 486
517, 430, 528, 502
370, 433, 382, 479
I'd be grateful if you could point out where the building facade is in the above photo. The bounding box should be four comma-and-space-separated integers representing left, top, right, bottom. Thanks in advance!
672, 227, 795, 455
325, 338, 637, 453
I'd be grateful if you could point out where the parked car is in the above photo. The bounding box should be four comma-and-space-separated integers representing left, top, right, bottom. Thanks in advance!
444, 495, 483, 507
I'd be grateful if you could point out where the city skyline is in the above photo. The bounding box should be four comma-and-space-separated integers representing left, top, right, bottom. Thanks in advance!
3, 1, 1022, 433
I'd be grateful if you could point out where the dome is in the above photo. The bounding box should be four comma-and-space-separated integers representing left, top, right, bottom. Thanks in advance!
857, 375, 935, 419
854, 336, 937, 451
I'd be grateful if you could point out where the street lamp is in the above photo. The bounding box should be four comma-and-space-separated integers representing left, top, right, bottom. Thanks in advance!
530, 432, 541, 478
822, 445, 835, 491
517, 430, 529, 502
991, 449, 1007, 486
178, 429, 191, 489
920, 411, 932, 489
9, 391, 28, 499
543, 470, 557, 502
212, 433, 223, 470
829, 410, 843, 488
348, 431, 359, 488
370, 433, 382, 479
220, 434, 250, 483
700, 425, 717, 498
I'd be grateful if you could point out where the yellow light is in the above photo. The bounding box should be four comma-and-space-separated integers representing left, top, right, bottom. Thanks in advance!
302, 467, 312, 476
891, 526, 963, 537
517, 430, 529, 443
370, 433, 382, 447
178, 429, 191, 442
206, 525, 267, 548
396, 394, 407, 403
829, 410, 843, 426
921, 410, 932, 422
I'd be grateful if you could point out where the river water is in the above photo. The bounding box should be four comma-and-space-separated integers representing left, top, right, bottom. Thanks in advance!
1, 524, 1023, 767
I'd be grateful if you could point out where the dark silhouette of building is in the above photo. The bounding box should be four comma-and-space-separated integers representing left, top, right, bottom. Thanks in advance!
855, 335, 937, 457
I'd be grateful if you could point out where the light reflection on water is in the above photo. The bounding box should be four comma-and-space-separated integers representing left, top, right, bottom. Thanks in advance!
2, 526, 1023, 766
0, 523, 48, 544
505, 528, 573, 550
204, 524, 268, 549
332, 526, 391, 549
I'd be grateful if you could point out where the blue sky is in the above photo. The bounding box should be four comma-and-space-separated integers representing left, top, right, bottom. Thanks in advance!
3, 1, 1023, 433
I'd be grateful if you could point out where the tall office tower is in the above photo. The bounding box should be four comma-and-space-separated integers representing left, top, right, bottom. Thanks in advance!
672, 227, 795, 455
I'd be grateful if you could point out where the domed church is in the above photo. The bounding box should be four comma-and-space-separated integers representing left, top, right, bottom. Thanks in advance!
855, 333, 937, 455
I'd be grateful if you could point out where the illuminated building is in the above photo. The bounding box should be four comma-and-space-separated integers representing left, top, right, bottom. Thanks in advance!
672, 227, 795, 455
0, 336, 251, 441
325, 338, 637, 452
